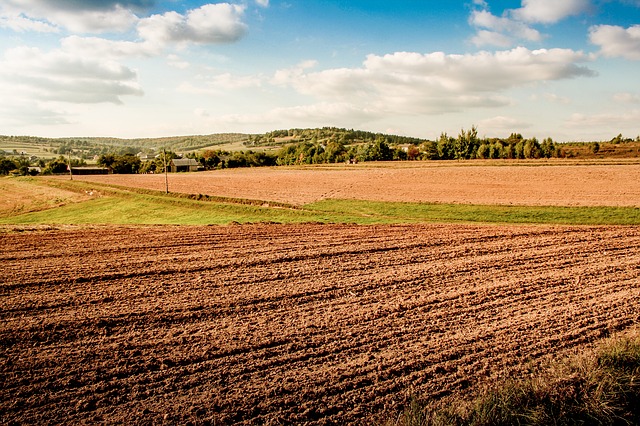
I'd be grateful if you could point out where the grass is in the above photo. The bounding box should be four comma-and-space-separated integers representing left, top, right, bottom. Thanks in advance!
0, 178, 338, 225
306, 199, 640, 225
385, 328, 640, 426
1, 176, 640, 225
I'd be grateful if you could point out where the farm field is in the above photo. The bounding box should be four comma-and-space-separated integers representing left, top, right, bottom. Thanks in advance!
62, 160, 640, 207
2, 223, 640, 424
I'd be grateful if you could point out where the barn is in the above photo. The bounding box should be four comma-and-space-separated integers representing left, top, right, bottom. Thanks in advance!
169, 158, 200, 172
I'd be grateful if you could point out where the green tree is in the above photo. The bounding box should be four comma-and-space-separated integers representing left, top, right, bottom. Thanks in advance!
97, 154, 116, 170
422, 141, 439, 160
112, 154, 141, 174
523, 137, 541, 159
540, 137, 556, 158
43, 157, 69, 174
514, 140, 525, 159
476, 143, 489, 159
454, 126, 478, 160
437, 133, 455, 160
324, 140, 347, 163
0, 157, 17, 175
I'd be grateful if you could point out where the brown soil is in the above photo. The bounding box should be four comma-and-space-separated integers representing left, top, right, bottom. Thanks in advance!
64, 161, 640, 207
2, 224, 639, 424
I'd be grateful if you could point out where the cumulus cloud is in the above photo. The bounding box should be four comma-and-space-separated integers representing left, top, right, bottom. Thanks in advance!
0, 14, 58, 32
3, 0, 153, 12
1, 1, 251, 42
273, 48, 596, 115
255, 0, 269, 7
137, 4, 247, 45
0, 1, 140, 33
511, 0, 591, 24
470, 9, 541, 47
0, 99, 72, 127
61, 35, 159, 59
469, 0, 591, 47
589, 24, 640, 60
0, 46, 143, 104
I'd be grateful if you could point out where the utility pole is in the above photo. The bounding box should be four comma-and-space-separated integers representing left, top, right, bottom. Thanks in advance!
68, 150, 73, 181
163, 148, 169, 193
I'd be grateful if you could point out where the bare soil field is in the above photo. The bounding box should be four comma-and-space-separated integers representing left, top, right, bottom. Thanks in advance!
2, 223, 639, 424
64, 161, 640, 207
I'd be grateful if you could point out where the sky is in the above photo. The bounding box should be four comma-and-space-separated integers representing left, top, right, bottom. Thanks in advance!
0, 0, 639, 141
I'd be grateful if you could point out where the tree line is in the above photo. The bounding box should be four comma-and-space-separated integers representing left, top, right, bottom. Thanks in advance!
1, 128, 638, 175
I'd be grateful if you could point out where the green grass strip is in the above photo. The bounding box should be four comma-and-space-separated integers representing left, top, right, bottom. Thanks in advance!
306, 199, 640, 225
2, 178, 639, 225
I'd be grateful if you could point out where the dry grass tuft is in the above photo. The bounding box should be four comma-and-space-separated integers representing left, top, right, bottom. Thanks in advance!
386, 328, 640, 426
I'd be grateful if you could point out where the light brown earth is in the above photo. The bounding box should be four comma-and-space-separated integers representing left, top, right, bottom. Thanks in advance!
63, 161, 640, 206
0, 179, 90, 218
2, 224, 639, 425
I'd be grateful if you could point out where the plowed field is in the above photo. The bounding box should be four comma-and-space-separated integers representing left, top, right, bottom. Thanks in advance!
2, 224, 640, 424
64, 162, 640, 206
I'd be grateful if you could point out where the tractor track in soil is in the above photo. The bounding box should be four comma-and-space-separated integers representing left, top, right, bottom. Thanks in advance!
1, 223, 640, 424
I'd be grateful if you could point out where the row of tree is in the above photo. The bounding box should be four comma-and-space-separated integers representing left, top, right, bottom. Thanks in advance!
2, 128, 637, 176
0, 155, 87, 176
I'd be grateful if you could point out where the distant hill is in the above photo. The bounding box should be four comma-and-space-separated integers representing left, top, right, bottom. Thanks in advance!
2, 128, 639, 161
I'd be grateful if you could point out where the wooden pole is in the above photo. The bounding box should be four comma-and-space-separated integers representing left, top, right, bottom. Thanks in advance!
68, 151, 73, 181
163, 149, 169, 193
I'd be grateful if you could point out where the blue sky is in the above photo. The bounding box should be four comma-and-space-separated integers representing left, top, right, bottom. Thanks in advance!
1, 0, 639, 141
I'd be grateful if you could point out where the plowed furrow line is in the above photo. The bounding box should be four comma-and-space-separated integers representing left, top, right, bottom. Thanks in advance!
3, 224, 640, 426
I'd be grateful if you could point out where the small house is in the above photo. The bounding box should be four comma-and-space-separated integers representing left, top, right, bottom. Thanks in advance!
169, 158, 199, 172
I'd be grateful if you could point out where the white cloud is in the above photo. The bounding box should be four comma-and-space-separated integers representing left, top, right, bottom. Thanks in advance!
271, 60, 319, 86
179, 73, 263, 94
200, 102, 382, 130
0, 1, 139, 33
61, 35, 159, 59
543, 93, 571, 104
478, 115, 532, 132
0, 99, 71, 127
566, 109, 640, 130
471, 30, 514, 48
0, 13, 58, 32
137, 4, 247, 46
470, 9, 542, 47
255, 0, 269, 7
511, 0, 591, 24
613, 92, 640, 103
0, 46, 143, 104
589, 25, 640, 60
469, 0, 591, 47
167, 54, 190, 69
273, 48, 595, 115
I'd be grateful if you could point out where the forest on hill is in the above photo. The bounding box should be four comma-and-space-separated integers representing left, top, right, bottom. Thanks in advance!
1, 127, 639, 175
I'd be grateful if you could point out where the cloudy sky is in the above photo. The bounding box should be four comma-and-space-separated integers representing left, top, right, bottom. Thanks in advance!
1, 0, 639, 141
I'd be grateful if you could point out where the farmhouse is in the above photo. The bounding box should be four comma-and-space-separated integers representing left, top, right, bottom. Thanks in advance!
170, 158, 200, 172
137, 152, 156, 161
